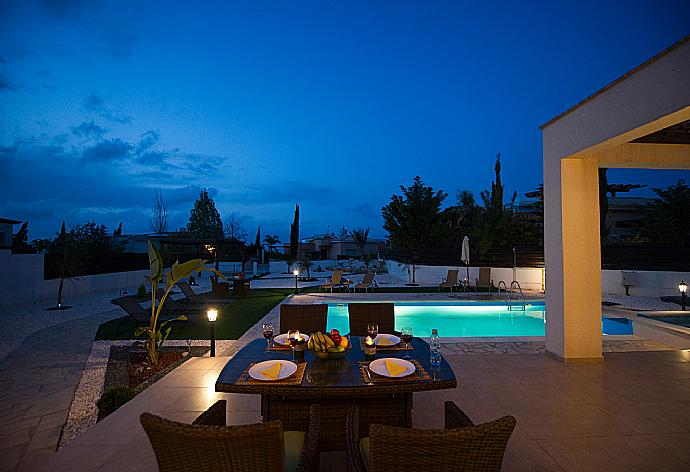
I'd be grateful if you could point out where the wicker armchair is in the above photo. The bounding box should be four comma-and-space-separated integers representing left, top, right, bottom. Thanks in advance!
346, 401, 515, 472
280, 304, 328, 334
347, 303, 395, 336
141, 401, 321, 472
210, 275, 231, 298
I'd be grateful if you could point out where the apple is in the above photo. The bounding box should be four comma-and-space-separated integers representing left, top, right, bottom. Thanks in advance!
329, 329, 342, 346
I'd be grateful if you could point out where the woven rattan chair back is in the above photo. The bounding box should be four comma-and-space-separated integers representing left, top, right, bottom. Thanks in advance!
141, 413, 285, 472
347, 303, 395, 336
280, 304, 328, 334
369, 415, 516, 472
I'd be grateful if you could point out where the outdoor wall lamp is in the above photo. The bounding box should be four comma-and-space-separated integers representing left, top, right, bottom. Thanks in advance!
293, 269, 299, 294
207, 309, 218, 356
679, 281, 687, 311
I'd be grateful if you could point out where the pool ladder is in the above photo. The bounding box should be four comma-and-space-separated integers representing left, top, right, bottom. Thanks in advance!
508, 281, 526, 311
496, 281, 509, 301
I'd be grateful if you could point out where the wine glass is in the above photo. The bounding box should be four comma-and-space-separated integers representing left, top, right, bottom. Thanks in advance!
262, 323, 274, 353
400, 327, 413, 359
367, 323, 379, 339
287, 329, 300, 362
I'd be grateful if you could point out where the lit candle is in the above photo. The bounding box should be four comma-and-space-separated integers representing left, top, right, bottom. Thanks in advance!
364, 336, 376, 355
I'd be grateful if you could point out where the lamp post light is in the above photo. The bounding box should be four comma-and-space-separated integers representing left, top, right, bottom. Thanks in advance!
679, 281, 687, 311
207, 309, 218, 357
293, 269, 299, 295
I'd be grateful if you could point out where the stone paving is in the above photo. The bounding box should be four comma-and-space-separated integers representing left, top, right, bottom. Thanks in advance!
0, 309, 121, 472
37, 349, 690, 472
438, 337, 675, 356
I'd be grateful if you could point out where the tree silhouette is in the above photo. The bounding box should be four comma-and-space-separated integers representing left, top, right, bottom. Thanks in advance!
289, 204, 300, 258
264, 234, 280, 254
186, 189, 223, 239
150, 188, 168, 234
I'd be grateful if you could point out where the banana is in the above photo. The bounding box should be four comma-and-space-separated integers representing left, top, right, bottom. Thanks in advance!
323, 333, 335, 348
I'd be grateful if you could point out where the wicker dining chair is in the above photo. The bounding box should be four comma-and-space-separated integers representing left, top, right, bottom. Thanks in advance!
345, 402, 516, 472
141, 401, 321, 472
279, 304, 328, 334
347, 303, 395, 336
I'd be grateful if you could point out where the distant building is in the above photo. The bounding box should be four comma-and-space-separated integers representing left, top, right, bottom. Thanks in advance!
605, 197, 656, 242
508, 195, 656, 243
280, 233, 385, 260
0, 218, 21, 250
118, 232, 176, 253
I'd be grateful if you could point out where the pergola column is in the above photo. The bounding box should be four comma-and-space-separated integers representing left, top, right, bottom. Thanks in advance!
544, 156, 603, 362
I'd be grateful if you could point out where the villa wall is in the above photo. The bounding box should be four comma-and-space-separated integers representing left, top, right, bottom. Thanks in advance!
384, 260, 689, 298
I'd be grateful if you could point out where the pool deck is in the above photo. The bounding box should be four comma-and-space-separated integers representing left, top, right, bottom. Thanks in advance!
34, 347, 690, 471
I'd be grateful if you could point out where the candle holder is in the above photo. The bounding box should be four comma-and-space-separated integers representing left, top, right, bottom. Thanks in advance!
294, 338, 307, 352
364, 336, 377, 356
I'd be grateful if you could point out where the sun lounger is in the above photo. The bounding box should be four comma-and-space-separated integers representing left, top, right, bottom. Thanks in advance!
474, 267, 494, 292
320, 269, 350, 292
176, 281, 233, 305
438, 269, 459, 292
354, 271, 377, 293
111, 296, 188, 333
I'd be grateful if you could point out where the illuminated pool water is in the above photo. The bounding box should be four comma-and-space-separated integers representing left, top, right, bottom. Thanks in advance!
325, 302, 631, 337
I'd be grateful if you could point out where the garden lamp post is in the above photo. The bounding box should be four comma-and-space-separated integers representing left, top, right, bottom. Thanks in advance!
679, 281, 687, 311
293, 269, 299, 295
207, 309, 218, 357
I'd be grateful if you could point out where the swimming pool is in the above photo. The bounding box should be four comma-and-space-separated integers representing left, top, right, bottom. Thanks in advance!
325, 302, 632, 337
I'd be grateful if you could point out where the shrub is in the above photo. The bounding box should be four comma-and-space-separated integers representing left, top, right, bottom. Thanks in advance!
96, 386, 136, 419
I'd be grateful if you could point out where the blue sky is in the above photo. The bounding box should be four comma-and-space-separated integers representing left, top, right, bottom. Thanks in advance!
1, 1, 689, 241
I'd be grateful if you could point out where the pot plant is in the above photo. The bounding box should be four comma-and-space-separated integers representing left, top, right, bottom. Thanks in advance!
139, 241, 225, 366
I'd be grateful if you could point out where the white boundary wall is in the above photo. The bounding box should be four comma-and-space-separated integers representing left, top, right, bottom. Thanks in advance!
0, 251, 149, 307
384, 260, 689, 297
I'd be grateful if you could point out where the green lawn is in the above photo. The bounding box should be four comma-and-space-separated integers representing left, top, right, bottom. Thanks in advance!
96, 288, 297, 340
96, 284, 473, 341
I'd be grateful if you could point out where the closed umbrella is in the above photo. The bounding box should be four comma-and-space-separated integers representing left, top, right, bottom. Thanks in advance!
461, 236, 470, 285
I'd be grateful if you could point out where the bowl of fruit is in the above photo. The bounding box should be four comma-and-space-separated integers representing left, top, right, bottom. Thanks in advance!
308, 329, 351, 360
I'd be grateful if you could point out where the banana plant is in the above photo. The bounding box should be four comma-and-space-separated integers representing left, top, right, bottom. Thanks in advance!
138, 241, 225, 365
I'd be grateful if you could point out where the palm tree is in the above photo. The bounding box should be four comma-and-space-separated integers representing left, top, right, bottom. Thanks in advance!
263, 234, 280, 254
350, 228, 370, 265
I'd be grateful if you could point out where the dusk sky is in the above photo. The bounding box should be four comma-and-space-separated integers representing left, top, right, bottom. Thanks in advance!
1, 1, 689, 241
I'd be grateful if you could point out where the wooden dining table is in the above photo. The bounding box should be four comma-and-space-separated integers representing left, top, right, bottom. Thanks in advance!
215, 336, 457, 450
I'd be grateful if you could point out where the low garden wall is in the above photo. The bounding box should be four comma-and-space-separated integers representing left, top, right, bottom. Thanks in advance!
0, 251, 149, 307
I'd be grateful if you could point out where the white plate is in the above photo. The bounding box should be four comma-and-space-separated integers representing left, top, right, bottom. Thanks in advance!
273, 333, 310, 345
374, 334, 401, 346
248, 360, 297, 381
369, 358, 416, 378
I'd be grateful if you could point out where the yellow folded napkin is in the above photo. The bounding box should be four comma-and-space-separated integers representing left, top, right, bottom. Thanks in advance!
260, 362, 282, 380
377, 337, 394, 346
385, 359, 407, 377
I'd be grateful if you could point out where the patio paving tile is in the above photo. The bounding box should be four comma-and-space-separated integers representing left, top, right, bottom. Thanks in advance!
0, 446, 23, 472
536, 434, 690, 471
646, 432, 690, 464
